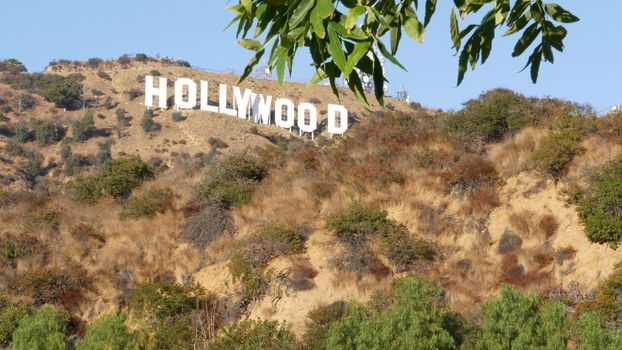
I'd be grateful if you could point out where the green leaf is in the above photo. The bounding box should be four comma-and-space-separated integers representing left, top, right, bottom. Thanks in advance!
512, 23, 541, 57
237, 38, 263, 51
371, 52, 385, 106
290, 0, 316, 29
390, 26, 402, 55
504, 13, 530, 36
346, 70, 369, 107
424, 0, 437, 27
239, 49, 265, 83
545, 3, 579, 23
530, 47, 543, 83
344, 40, 371, 78
241, 0, 252, 15
376, 40, 407, 71
346, 6, 366, 30
327, 23, 347, 73
313, 0, 334, 19
450, 7, 460, 50
457, 43, 470, 85
403, 7, 426, 43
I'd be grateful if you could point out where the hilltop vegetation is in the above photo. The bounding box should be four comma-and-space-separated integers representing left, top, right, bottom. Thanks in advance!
1, 56, 622, 348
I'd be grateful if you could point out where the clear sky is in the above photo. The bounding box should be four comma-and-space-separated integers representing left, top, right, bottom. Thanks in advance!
1, 1, 619, 111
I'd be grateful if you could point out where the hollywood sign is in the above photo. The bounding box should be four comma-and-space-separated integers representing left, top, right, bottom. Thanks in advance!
144, 76, 349, 137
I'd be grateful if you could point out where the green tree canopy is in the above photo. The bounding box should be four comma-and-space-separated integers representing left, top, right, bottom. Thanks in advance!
9, 305, 68, 350
229, 0, 578, 106
75, 313, 139, 350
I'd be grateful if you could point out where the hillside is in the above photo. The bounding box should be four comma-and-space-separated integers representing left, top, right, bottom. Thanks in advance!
1, 56, 622, 349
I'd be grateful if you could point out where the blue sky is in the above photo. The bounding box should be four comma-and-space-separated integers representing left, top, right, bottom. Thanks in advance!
0, 1, 618, 111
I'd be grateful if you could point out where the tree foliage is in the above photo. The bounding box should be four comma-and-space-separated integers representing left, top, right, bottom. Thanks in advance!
9, 305, 68, 350
75, 313, 139, 350
229, 0, 578, 105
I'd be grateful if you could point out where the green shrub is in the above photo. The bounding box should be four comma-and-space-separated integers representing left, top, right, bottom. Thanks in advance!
130, 281, 209, 322
71, 176, 102, 204
0, 297, 29, 346
382, 228, 435, 272
171, 112, 184, 122
326, 277, 461, 349
578, 157, 622, 245
44, 78, 83, 110
9, 304, 68, 350
197, 153, 269, 208
325, 203, 393, 246
13, 123, 30, 143
30, 119, 65, 146
303, 303, 345, 350
95, 140, 113, 170
447, 88, 533, 142
477, 286, 569, 349
120, 187, 174, 219
96, 71, 111, 81
210, 320, 300, 350
443, 154, 501, 193
140, 109, 158, 133
75, 313, 139, 350
126, 88, 143, 100
15, 93, 36, 111
228, 253, 270, 301
70, 156, 155, 202
72, 112, 95, 142
573, 312, 622, 350
17, 157, 46, 189
130, 281, 220, 349
532, 130, 585, 179
14, 266, 89, 306
98, 156, 156, 198
87, 58, 103, 69
589, 265, 622, 330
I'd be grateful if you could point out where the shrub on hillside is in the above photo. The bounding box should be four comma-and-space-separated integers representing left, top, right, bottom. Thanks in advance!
130, 281, 220, 348
477, 286, 569, 349
86, 57, 103, 69
15, 93, 36, 111
30, 119, 65, 146
532, 130, 585, 179
447, 89, 533, 143
126, 88, 143, 100
95, 139, 113, 169
13, 123, 30, 143
44, 78, 83, 110
17, 157, 46, 189
94, 70, 111, 81
326, 277, 463, 349
171, 111, 184, 122
197, 153, 269, 208
573, 312, 622, 349
70, 176, 102, 204
443, 154, 500, 194
382, 228, 435, 272
75, 313, 139, 350
13, 266, 90, 307
210, 320, 300, 350
70, 156, 156, 202
303, 303, 345, 350
72, 112, 96, 142
0, 296, 29, 346
0, 59, 27, 74
98, 156, 157, 198
325, 203, 393, 247
10, 304, 68, 350
181, 203, 234, 249
578, 157, 622, 245
120, 187, 174, 219
140, 109, 159, 133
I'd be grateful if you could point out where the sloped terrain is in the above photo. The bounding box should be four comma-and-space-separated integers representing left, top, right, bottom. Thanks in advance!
2, 56, 622, 348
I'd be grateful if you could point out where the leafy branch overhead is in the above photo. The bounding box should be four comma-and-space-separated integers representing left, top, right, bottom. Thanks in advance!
229, 0, 578, 106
